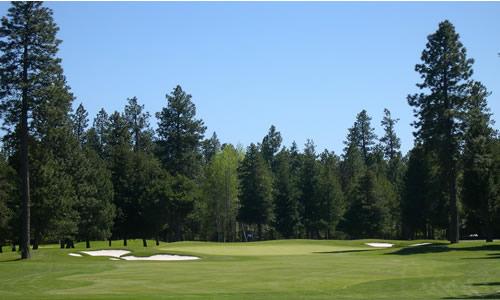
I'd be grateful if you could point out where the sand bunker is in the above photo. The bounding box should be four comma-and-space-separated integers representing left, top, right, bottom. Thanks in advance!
75, 249, 199, 261
81, 250, 130, 258
121, 254, 199, 261
409, 242, 432, 247
68, 253, 82, 257
365, 243, 394, 248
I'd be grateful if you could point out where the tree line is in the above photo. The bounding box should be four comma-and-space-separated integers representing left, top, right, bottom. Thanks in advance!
0, 2, 498, 260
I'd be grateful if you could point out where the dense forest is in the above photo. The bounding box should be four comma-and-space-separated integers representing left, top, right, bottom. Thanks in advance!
0, 2, 498, 259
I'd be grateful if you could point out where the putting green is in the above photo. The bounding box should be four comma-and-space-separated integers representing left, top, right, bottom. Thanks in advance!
0, 239, 499, 300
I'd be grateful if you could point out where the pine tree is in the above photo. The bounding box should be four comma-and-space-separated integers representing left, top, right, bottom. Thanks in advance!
408, 20, 474, 243
462, 82, 497, 242
261, 125, 282, 170
316, 150, 345, 239
201, 132, 221, 164
299, 140, 321, 238
345, 110, 377, 164
156, 85, 206, 177
273, 148, 300, 238
0, 1, 66, 259
238, 143, 273, 240
380, 109, 401, 161
0, 154, 14, 252
124, 97, 153, 153
71, 103, 89, 147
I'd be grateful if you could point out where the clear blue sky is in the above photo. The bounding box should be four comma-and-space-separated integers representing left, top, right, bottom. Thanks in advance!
1, 2, 499, 155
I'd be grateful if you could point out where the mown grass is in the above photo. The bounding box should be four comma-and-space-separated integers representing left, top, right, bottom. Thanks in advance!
1, 239, 499, 299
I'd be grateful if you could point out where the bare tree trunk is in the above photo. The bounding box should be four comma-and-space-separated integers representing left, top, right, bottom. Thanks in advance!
86, 239, 90, 248
108, 239, 112, 247
155, 236, 159, 246
449, 168, 459, 243
20, 28, 31, 260
123, 238, 127, 247
142, 239, 147, 247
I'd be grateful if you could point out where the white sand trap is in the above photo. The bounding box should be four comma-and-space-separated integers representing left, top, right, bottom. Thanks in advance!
68, 253, 82, 257
409, 242, 432, 247
365, 243, 394, 248
109, 258, 120, 261
81, 250, 130, 258
121, 254, 199, 261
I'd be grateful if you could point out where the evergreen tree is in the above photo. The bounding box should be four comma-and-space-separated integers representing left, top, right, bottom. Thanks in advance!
73, 145, 115, 248
345, 110, 377, 164
0, 1, 66, 259
201, 132, 221, 164
0, 155, 14, 252
380, 108, 401, 161
273, 148, 300, 238
261, 125, 282, 170
238, 143, 273, 240
316, 150, 345, 239
462, 82, 497, 242
299, 140, 321, 238
124, 97, 153, 153
71, 103, 89, 147
408, 20, 474, 243
156, 85, 206, 177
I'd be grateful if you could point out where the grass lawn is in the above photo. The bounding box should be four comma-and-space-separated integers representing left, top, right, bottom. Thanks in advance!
0, 239, 499, 299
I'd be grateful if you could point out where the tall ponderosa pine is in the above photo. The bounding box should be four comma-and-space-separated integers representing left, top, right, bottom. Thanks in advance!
380, 109, 401, 161
316, 150, 345, 239
0, 2, 71, 258
261, 125, 282, 170
156, 85, 206, 177
408, 20, 474, 243
345, 110, 377, 164
238, 143, 273, 240
299, 140, 321, 238
71, 103, 89, 147
273, 148, 300, 238
124, 97, 153, 153
462, 82, 497, 242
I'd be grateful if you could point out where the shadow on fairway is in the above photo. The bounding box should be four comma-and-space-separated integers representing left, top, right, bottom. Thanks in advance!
387, 244, 500, 256
470, 282, 500, 286
314, 249, 373, 254
442, 291, 500, 299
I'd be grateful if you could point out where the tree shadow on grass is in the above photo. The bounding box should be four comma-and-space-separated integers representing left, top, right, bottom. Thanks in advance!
442, 291, 500, 299
387, 244, 500, 256
0, 257, 22, 263
314, 249, 373, 254
470, 282, 500, 286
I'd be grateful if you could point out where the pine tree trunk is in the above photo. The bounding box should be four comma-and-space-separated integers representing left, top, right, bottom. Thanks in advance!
142, 239, 147, 247
123, 238, 127, 247
449, 168, 459, 243
108, 239, 112, 247
19, 33, 31, 260
32, 238, 38, 250
86, 239, 90, 248
155, 236, 159, 246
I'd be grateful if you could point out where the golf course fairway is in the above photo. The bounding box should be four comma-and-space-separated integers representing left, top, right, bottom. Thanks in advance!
1, 239, 499, 299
